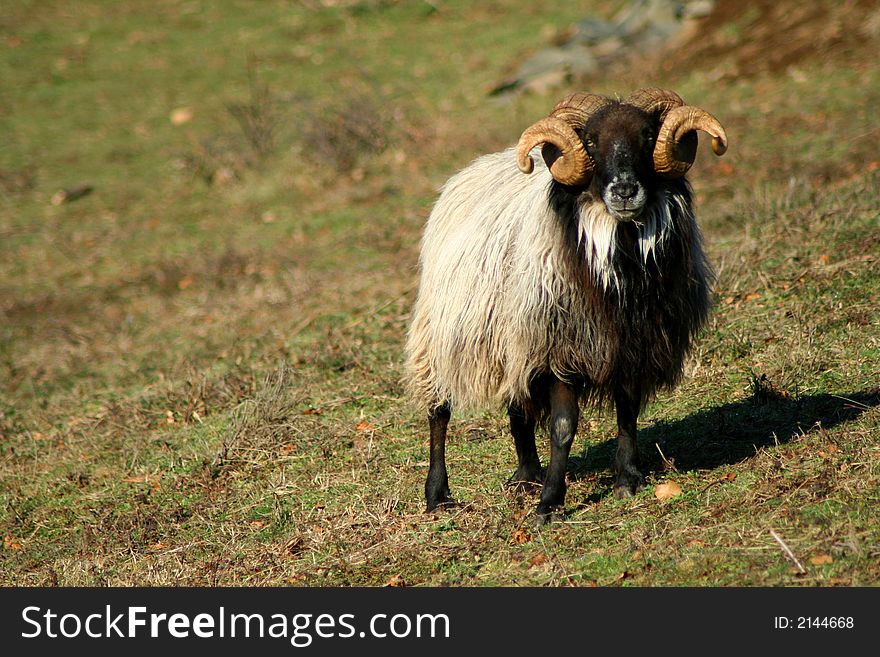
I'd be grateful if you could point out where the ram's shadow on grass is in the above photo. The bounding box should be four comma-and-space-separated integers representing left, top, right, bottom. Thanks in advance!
570, 389, 880, 488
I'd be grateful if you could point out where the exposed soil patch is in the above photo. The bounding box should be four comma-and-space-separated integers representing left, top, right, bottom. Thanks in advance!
665, 0, 880, 78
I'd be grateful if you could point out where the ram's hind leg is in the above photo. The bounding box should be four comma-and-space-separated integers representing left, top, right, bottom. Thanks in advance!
613, 385, 645, 498
425, 403, 453, 511
536, 378, 579, 524
508, 402, 541, 491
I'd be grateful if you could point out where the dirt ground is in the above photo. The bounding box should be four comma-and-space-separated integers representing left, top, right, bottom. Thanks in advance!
665, 0, 880, 78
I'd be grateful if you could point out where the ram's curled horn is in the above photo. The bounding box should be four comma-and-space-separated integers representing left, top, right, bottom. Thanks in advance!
625, 87, 685, 121
515, 118, 587, 182
550, 92, 611, 128
516, 92, 609, 186
653, 105, 728, 178
625, 88, 728, 178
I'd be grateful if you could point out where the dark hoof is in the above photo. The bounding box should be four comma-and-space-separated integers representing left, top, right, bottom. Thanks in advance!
613, 485, 635, 499
507, 462, 542, 485
506, 472, 542, 494
613, 469, 645, 499
508, 482, 540, 497
534, 504, 564, 527
426, 496, 456, 513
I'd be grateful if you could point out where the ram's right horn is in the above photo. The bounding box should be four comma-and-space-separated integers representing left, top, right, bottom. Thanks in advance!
516, 92, 610, 187
653, 105, 728, 178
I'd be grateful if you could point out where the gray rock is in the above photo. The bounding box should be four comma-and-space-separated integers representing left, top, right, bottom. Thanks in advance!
491, 0, 714, 96
516, 43, 600, 79
573, 17, 619, 45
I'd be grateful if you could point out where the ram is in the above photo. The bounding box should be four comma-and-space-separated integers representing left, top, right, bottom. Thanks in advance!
404, 88, 728, 523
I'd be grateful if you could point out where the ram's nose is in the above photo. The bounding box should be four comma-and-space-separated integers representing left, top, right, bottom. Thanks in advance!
609, 181, 638, 200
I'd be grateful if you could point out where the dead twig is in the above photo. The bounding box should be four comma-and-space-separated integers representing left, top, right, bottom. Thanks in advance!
51, 184, 93, 205
769, 528, 806, 574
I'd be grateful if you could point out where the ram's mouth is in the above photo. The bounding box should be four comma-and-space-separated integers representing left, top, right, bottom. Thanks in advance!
604, 199, 646, 222
602, 181, 648, 222
613, 212, 637, 222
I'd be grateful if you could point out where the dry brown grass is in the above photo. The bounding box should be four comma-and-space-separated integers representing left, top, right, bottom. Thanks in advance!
1, 0, 878, 586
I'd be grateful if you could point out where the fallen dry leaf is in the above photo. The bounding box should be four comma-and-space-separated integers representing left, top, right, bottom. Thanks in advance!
810, 554, 834, 566
655, 481, 682, 501
170, 107, 193, 125
528, 553, 549, 568
512, 528, 531, 545
385, 574, 406, 587
4, 535, 23, 551
355, 420, 375, 432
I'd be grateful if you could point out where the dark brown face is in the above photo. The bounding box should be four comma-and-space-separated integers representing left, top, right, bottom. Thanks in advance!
583, 105, 657, 221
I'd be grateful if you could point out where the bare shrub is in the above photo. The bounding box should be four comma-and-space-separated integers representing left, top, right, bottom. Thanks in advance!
226, 59, 279, 160
300, 92, 389, 171
178, 59, 283, 185
215, 364, 301, 469
177, 60, 416, 185
0, 165, 36, 195
296, 74, 417, 174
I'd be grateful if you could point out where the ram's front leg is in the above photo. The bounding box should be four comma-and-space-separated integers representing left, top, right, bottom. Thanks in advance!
425, 403, 453, 511
535, 377, 578, 524
508, 402, 542, 490
613, 384, 644, 498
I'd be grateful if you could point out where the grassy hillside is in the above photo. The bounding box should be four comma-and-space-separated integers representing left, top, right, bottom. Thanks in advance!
1, 0, 878, 586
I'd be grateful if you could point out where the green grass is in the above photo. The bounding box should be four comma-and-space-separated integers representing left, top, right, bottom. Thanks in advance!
1, 0, 878, 586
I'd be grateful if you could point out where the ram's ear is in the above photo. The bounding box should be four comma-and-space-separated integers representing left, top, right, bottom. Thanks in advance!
516, 117, 593, 186
654, 106, 727, 178
540, 143, 562, 171
517, 92, 610, 186
671, 132, 698, 168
